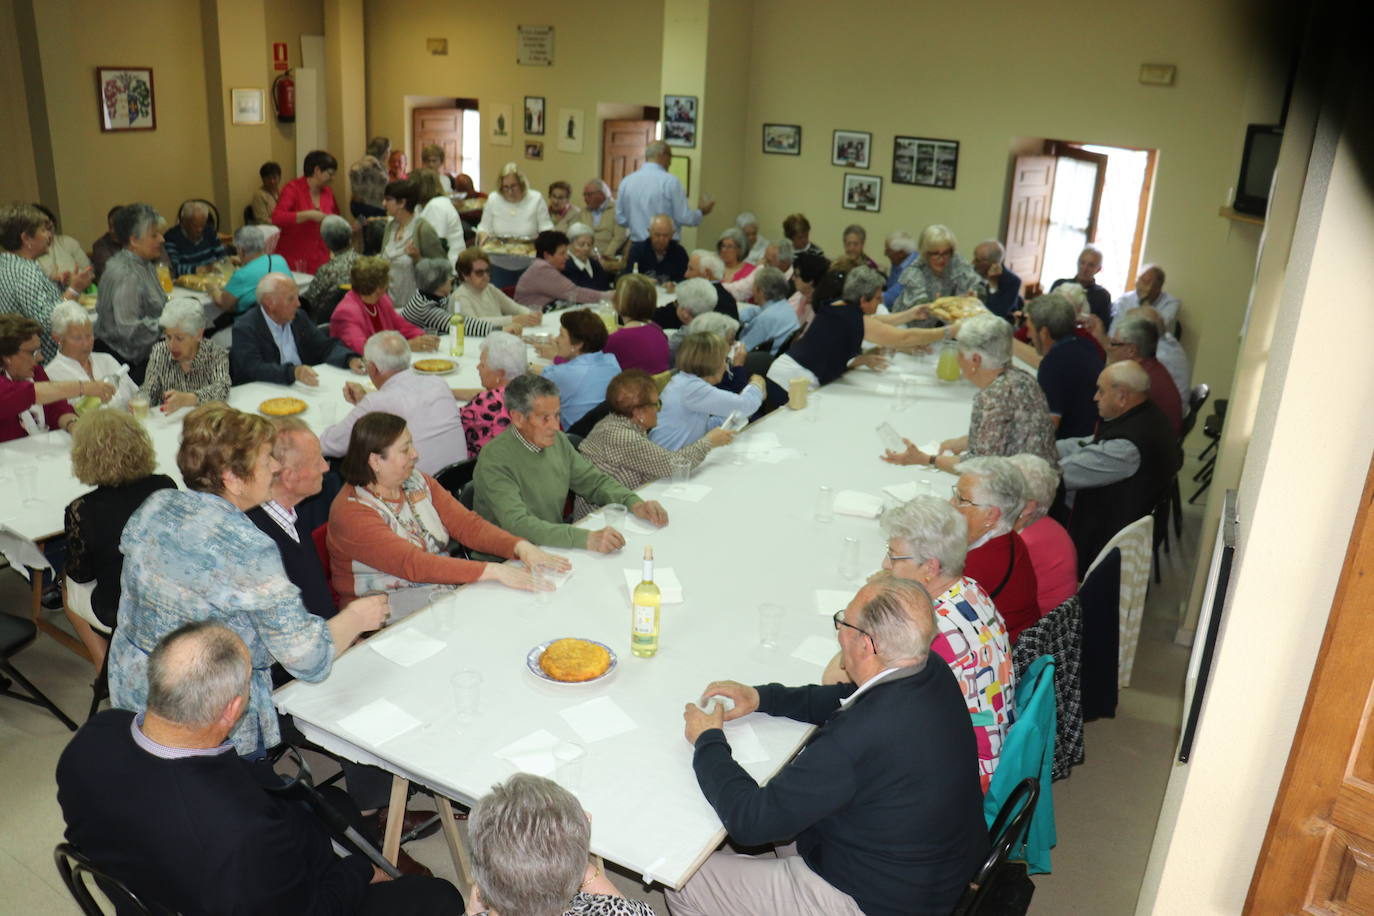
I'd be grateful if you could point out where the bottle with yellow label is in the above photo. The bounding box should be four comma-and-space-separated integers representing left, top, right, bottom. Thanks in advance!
449, 313, 465, 356
630, 546, 660, 658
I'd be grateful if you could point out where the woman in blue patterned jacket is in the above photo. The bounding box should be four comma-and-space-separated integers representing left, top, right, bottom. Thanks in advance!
108, 403, 389, 757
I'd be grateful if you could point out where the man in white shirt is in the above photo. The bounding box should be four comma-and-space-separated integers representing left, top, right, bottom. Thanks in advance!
1109, 264, 1181, 333
615, 141, 714, 241
319, 330, 468, 474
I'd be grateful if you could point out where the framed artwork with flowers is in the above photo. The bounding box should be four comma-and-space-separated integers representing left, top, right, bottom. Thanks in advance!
97, 66, 156, 132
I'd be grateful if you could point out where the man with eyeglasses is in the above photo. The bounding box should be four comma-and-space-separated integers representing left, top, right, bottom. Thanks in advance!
1059, 359, 1181, 574
669, 577, 989, 916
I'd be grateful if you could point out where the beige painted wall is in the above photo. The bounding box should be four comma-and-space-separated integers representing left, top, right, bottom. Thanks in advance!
265, 0, 325, 173
738, 0, 1279, 407
0, 0, 41, 206
361, 0, 664, 199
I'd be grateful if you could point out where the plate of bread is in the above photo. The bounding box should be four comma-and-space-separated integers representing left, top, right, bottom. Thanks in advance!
527, 637, 617, 685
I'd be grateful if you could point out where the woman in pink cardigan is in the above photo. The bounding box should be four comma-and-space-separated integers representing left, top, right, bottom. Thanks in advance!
328, 256, 441, 355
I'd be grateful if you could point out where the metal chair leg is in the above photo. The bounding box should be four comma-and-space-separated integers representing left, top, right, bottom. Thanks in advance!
0, 660, 78, 730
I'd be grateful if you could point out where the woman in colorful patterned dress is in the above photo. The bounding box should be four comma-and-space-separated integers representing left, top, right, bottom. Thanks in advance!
456, 331, 529, 458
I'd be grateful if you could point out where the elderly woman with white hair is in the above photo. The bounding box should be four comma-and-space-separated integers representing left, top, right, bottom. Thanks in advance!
951, 457, 1042, 642
884, 313, 1058, 472
302, 214, 358, 322
95, 203, 169, 376
769, 265, 889, 392
1008, 452, 1078, 614
457, 331, 528, 457
560, 222, 611, 291
890, 223, 987, 313
717, 226, 760, 304
823, 495, 1015, 792
467, 773, 657, 916
400, 256, 458, 335
736, 211, 768, 264
663, 277, 720, 356
211, 224, 291, 318
476, 162, 554, 245
137, 298, 230, 414
44, 301, 140, 410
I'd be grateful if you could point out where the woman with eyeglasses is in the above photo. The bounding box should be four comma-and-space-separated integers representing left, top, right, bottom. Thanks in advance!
823, 495, 1015, 793
475, 162, 553, 246
452, 248, 540, 336
574, 369, 735, 518
949, 456, 1042, 643
886, 224, 986, 317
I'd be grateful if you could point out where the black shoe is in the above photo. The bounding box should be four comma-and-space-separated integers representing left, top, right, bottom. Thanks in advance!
41, 585, 63, 610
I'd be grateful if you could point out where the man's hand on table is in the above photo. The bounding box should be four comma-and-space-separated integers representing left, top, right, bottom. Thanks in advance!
631, 500, 669, 527
409, 335, 441, 352
343, 381, 367, 405
683, 700, 725, 744
683, 680, 761, 743
294, 364, 319, 386
585, 527, 625, 553
347, 357, 367, 374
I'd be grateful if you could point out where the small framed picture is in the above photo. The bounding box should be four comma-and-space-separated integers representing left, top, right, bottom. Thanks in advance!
523, 96, 545, 135
489, 103, 513, 147
556, 108, 584, 153
524, 140, 544, 161
230, 88, 264, 125
663, 94, 697, 148
892, 136, 960, 190
762, 123, 801, 155
842, 173, 882, 212
96, 66, 156, 132
832, 130, 871, 169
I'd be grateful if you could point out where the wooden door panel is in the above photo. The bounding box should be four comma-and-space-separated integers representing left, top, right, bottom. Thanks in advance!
603, 120, 655, 193
414, 108, 462, 174
1247, 455, 1374, 915
1004, 155, 1055, 287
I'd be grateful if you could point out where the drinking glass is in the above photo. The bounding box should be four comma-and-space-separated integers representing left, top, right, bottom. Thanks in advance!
839, 537, 862, 580
758, 603, 784, 649
669, 456, 692, 488
451, 669, 482, 721
129, 394, 150, 420
16, 464, 41, 506
603, 503, 628, 531
555, 741, 586, 792
814, 486, 834, 523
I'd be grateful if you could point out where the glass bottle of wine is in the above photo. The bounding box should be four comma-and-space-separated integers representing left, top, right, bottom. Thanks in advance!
630, 546, 661, 658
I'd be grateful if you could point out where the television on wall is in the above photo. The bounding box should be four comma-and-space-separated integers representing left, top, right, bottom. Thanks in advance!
1233, 124, 1283, 217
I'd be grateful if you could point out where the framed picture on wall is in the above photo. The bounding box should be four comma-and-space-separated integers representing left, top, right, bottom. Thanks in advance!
831, 130, 871, 168
557, 108, 584, 153
96, 66, 156, 132
524, 96, 545, 135
489, 103, 513, 146
892, 136, 960, 189
842, 173, 882, 212
524, 141, 544, 161
664, 94, 697, 148
762, 123, 801, 155
230, 88, 264, 125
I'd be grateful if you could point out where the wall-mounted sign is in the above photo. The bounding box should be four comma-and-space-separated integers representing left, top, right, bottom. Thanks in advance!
272, 42, 289, 72
517, 26, 554, 66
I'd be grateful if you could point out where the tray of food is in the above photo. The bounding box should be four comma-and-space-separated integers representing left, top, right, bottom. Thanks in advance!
927, 295, 987, 323
526, 637, 617, 685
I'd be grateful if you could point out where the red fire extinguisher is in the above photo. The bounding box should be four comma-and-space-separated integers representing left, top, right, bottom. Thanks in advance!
272, 71, 295, 123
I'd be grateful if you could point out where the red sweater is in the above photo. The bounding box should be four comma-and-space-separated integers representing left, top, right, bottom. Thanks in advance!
1, 364, 74, 442
328, 291, 424, 355
271, 177, 338, 272
963, 531, 1041, 643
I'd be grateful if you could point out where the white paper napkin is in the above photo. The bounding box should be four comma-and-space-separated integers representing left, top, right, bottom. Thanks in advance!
741, 431, 782, 453
881, 481, 922, 503
814, 589, 854, 616
723, 721, 769, 764
495, 728, 561, 776
559, 696, 638, 743
755, 447, 802, 464
337, 699, 423, 746
661, 482, 711, 502
833, 490, 884, 518
0, 526, 50, 581
623, 567, 683, 604
369, 628, 446, 667
791, 634, 839, 667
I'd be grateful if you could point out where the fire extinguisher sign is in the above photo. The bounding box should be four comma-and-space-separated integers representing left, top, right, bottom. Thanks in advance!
273, 42, 289, 72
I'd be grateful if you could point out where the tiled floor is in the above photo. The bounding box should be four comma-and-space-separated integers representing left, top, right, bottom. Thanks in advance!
0, 477, 1202, 914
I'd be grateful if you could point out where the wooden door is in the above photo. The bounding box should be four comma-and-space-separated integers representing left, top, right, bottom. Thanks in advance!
602, 120, 656, 193
414, 108, 462, 175
1004, 155, 1055, 288
1246, 454, 1374, 914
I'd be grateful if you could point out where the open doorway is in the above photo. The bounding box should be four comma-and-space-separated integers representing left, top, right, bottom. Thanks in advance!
1005, 139, 1157, 299
406, 96, 481, 187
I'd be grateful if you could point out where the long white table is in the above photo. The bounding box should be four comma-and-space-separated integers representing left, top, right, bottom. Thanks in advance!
273, 347, 982, 889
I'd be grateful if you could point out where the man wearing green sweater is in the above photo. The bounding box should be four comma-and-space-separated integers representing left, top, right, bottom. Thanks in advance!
474, 374, 669, 551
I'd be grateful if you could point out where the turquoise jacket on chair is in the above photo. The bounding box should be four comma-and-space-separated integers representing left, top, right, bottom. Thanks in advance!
983, 654, 1057, 874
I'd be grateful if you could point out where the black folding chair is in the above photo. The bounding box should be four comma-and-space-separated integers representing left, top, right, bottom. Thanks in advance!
434, 457, 477, 499
54, 842, 177, 916
949, 777, 1040, 916
0, 611, 78, 730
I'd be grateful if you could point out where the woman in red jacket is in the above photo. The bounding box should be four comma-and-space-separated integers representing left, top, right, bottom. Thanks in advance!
271, 150, 339, 272
951, 455, 1042, 643
1, 314, 112, 442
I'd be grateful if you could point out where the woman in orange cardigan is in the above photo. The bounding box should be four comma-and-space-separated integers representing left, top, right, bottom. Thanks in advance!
327, 411, 569, 602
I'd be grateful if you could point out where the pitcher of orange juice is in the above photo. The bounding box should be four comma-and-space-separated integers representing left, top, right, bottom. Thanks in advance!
936, 341, 961, 382
156, 263, 173, 293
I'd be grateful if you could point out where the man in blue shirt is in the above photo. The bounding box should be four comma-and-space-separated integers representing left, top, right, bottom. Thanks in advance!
738, 266, 799, 355
1026, 292, 1103, 439
972, 239, 1023, 320
615, 141, 714, 241
882, 231, 919, 309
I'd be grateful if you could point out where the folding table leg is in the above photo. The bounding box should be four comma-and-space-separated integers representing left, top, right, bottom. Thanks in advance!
382, 776, 410, 864
436, 797, 474, 888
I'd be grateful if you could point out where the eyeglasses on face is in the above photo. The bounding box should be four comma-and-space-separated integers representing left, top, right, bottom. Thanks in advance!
833, 608, 872, 641
885, 545, 916, 563
951, 485, 985, 509
927, 248, 954, 259
636, 399, 663, 410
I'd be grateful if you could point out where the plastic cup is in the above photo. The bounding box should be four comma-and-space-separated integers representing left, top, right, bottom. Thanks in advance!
603, 503, 628, 531
814, 485, 834, 523
758, 603, 784, 649
451, 669, 482, 721
839, 537, 862, 580
554, 741, 586, 792
806, 394, 823, 424
670, 456, 692, 487
16, 464, 41, 506
129, 394, 150, 420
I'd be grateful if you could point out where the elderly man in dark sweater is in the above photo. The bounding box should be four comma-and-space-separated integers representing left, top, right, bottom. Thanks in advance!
669, 576, 989, 916
56, 621, 463, 915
